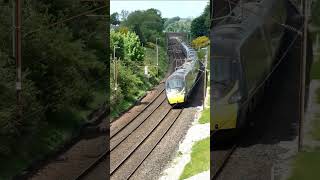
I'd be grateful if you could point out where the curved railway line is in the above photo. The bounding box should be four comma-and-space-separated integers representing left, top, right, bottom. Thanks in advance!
20, 34, 200, 180
211, 141, 237, 180
71, 84, 172, 180
108, 84, 184, 179
75, 36, 189, 179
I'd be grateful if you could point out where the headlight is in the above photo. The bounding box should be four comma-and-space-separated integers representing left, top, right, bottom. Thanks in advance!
228, 90, 241, 104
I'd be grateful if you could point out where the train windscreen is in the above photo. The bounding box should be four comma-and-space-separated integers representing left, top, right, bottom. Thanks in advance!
166, 78, 185, 93
212, 58, 238, 101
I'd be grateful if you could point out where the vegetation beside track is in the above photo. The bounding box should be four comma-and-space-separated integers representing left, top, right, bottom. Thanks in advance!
288, 150, 320, 180
180, 48, 210, 179
179, 137, 210, 180
289, 75, 320, 180
289, 5, 320, 176
0, 1, 106, 178
110, 44, 168, 119
311, 59, 320, 79
199, 108, 210, 124
180, 89, 210, 179
110, 8, 169, 119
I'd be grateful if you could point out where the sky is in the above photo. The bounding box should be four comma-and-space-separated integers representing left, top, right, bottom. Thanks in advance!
110, 0, 209, 19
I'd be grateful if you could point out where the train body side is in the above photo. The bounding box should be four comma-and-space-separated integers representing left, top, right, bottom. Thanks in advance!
166, 37, 202, 105
211, 0, 287, 131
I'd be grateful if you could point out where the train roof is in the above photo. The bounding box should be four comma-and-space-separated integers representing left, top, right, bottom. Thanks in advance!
168, 61, 197, 80
211, 0, 286, 57
212, 2, 264, 39
167, 37, 198, 80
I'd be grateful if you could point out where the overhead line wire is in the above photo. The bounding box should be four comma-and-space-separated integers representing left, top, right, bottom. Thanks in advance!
214, 0, 303, 35
23, 5, 108, 37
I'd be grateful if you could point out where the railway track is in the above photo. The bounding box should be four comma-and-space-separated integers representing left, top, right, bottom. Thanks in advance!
73, 150, 108, 180
107, 39, 186, 179
71, 87, 166, 179
109, 91, 184, 179
75, 37, 187, 179
27, 109, 108, 180
111, 108, 183, 179
73, 87, 184, 179
211, 143, 237, 180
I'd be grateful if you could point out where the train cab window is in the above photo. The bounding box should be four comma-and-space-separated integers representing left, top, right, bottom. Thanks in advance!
212, 58, 239, 100
166, 78, 185, 92
241, 28, 270, 92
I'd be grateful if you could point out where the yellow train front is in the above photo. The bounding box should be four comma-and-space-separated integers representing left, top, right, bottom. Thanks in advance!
165, 59, 200, 105
166, 37, 201, 105
165, 71, 186, 104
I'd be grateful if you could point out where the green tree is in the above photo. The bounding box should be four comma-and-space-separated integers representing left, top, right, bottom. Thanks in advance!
111, 12, 120, 25
110, 30, 125, 60
120, 10, 129, 21
110, 30, 145, 63
191, 3, 210, 38
165, 19, 192, 32
164, 16, 181, 29
123, 8, 164, 43
123, 31, 145, 62
0, 0, 106, 162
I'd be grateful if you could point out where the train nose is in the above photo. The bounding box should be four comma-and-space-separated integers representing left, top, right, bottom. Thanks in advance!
167, 92, 185, 104
211, 104, 238, 130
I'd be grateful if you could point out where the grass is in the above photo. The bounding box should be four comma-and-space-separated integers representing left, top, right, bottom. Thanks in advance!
310, 112, 320, 141
311, 58, 320, 80
179, 137, 210, 180
311, 63, 320, 80
199, 58, 210, 125
310, 88, 320, 140
288, 82, 320, 180
316, 88, 320, 104
288, 151, 320, 180
199, 107, 210, 124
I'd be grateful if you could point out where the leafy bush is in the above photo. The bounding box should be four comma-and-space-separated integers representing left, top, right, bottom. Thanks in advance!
146, 42, 156, 49
123, 32, 145, 62
165, 19, 192, 33
123, 8, 164, 44
119, 26, 129, 35
0, 2, 106, 178
190, 3, 210, 38
192, 36, 209, 49
110, 30, 145, 64
110, 28, 168, 118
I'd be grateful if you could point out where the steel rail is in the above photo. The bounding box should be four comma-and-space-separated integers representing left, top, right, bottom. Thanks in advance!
110, 88, 165, 138
76, 37, 188, 179
73, 151, 108, 180
127, 108, 184, 179
74, 91, 168, 179
110, 105, 177, 175
211, 145, 237, 180
110, 96, 167, 152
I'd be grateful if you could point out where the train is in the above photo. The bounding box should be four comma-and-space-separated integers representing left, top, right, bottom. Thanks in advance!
165, 37, 202, 105
211, 0, 312, 132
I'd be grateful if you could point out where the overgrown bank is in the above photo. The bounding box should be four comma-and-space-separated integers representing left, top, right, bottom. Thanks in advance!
288, 83, 320, 180
110, 30, 168, 119
0, 1, 106, 179
110, 8, 169, 119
